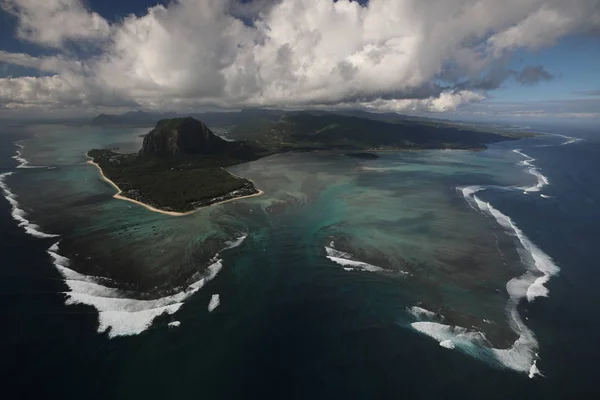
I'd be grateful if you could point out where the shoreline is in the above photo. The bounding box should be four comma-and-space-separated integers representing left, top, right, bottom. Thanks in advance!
85, 154, 264, 217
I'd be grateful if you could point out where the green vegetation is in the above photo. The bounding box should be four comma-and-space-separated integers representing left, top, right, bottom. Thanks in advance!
229, 112, 523, 151
88, 117, 268, 213
88, 149, 259, 212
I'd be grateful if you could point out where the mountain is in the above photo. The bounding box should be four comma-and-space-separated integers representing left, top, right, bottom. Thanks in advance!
139, 117, 231, 156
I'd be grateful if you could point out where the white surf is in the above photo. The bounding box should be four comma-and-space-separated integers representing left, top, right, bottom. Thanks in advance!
0, 172, 58, 239
47, 240, 233, 338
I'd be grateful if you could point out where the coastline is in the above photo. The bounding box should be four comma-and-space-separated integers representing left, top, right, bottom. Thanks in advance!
86, 155, 264, 217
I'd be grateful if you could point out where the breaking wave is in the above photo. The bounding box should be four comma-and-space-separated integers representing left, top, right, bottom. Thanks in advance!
208, 294, 220, 312
223, 234, 247, 250
554, 134, 583, 146
408, 306, 541, 379
440, 152, 560, 377
407, 306, 438, 320
513, 149, 549, 194
0, 172, 58, 239
47, 234, 246, 338
13, 143, 46, 169
325, 242, 384, 272
2, 165, 246, 337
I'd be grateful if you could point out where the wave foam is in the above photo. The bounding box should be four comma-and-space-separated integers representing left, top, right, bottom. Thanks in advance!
459, 185, 485, 211
554, 134, 583, 146
13, 143, 46, 169
208, 294, 220, 312
0, 172, 58, 239
407, 306, 438, 320
411, 319, 538, 375
325, 243, 384, 272
513, 149, 549, 193
481, 200, 560, 302
223, 234, 247, 250
451, 180, 561, 377
48, 241, 224, 338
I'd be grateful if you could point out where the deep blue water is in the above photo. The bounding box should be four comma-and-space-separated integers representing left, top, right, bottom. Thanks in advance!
1, 122, 599, 399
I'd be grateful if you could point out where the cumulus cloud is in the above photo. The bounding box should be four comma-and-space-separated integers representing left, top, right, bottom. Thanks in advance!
0, 0, 599, 113
0, 50, 81, 74
0, 0, 110, 48
0, 74, 137, 109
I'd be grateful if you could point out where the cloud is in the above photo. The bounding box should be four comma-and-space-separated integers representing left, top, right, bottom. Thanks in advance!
1, 0, 110, 48
0, 0, 599, 114
0, 50, 81, 74
515, 65, 554, 86
0, 74, 137, 109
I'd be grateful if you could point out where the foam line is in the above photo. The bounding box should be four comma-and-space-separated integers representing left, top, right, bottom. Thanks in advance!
208, 294, 220, 312
0, 172, 58, 239
482, 200, 560, 302
223, 234, 247, 250
47, 241, 225, 338
512, 149, 549, 193
325, 243, 384, 272
407, 306, 438, 320
13, 143, 46, 169
452, 179, 561, 377
410, 319, 538, 375
459, 185, 484, 211
553, 134, 583, 146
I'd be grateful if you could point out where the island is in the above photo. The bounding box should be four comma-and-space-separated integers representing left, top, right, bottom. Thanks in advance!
88, 117, 269, 215
88, 113, 531, 214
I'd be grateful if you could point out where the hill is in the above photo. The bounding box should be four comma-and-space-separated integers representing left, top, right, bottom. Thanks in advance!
228, 112, 523, 151
88, 118, 268, 213
139, 117, 232, 156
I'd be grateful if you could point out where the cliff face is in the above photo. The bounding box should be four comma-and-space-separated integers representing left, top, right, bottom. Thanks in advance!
139, 117, 230, 156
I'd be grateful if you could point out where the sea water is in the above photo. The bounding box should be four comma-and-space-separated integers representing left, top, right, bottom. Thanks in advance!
1, 122, 599, 398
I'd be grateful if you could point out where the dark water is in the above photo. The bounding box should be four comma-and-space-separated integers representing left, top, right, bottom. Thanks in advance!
1, 123, 599, 399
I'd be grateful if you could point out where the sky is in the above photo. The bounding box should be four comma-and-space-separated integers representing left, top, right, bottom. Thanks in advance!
0, 0, 599, 120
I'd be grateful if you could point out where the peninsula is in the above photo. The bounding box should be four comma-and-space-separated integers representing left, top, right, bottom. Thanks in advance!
88, 117, 269, 214
88, 112, 529, 214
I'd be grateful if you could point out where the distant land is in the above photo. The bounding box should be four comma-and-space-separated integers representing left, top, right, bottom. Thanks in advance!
90, 109, 282, 128
88, 111, 534, 213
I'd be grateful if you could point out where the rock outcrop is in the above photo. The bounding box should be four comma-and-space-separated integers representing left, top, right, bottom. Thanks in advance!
139, 117, 230, 156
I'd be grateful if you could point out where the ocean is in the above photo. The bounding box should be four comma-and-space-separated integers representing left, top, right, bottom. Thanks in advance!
1, 121, 599, 399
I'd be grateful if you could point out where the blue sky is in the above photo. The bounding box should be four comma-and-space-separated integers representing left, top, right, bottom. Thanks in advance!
496, 36, 600, 102
0, 0, 599, 119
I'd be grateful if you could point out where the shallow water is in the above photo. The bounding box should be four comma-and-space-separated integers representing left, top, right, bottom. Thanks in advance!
1, 122, 599, 398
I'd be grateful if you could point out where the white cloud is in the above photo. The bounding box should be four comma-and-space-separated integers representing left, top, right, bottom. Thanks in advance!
331, 90, 486, 113
1, 0, 110, 48
0, 0, 599, 114
487, 4, 598, 55
0, 50, 82, 74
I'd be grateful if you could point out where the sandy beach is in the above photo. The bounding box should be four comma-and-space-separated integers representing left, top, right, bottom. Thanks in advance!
86, 156, 264, 217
